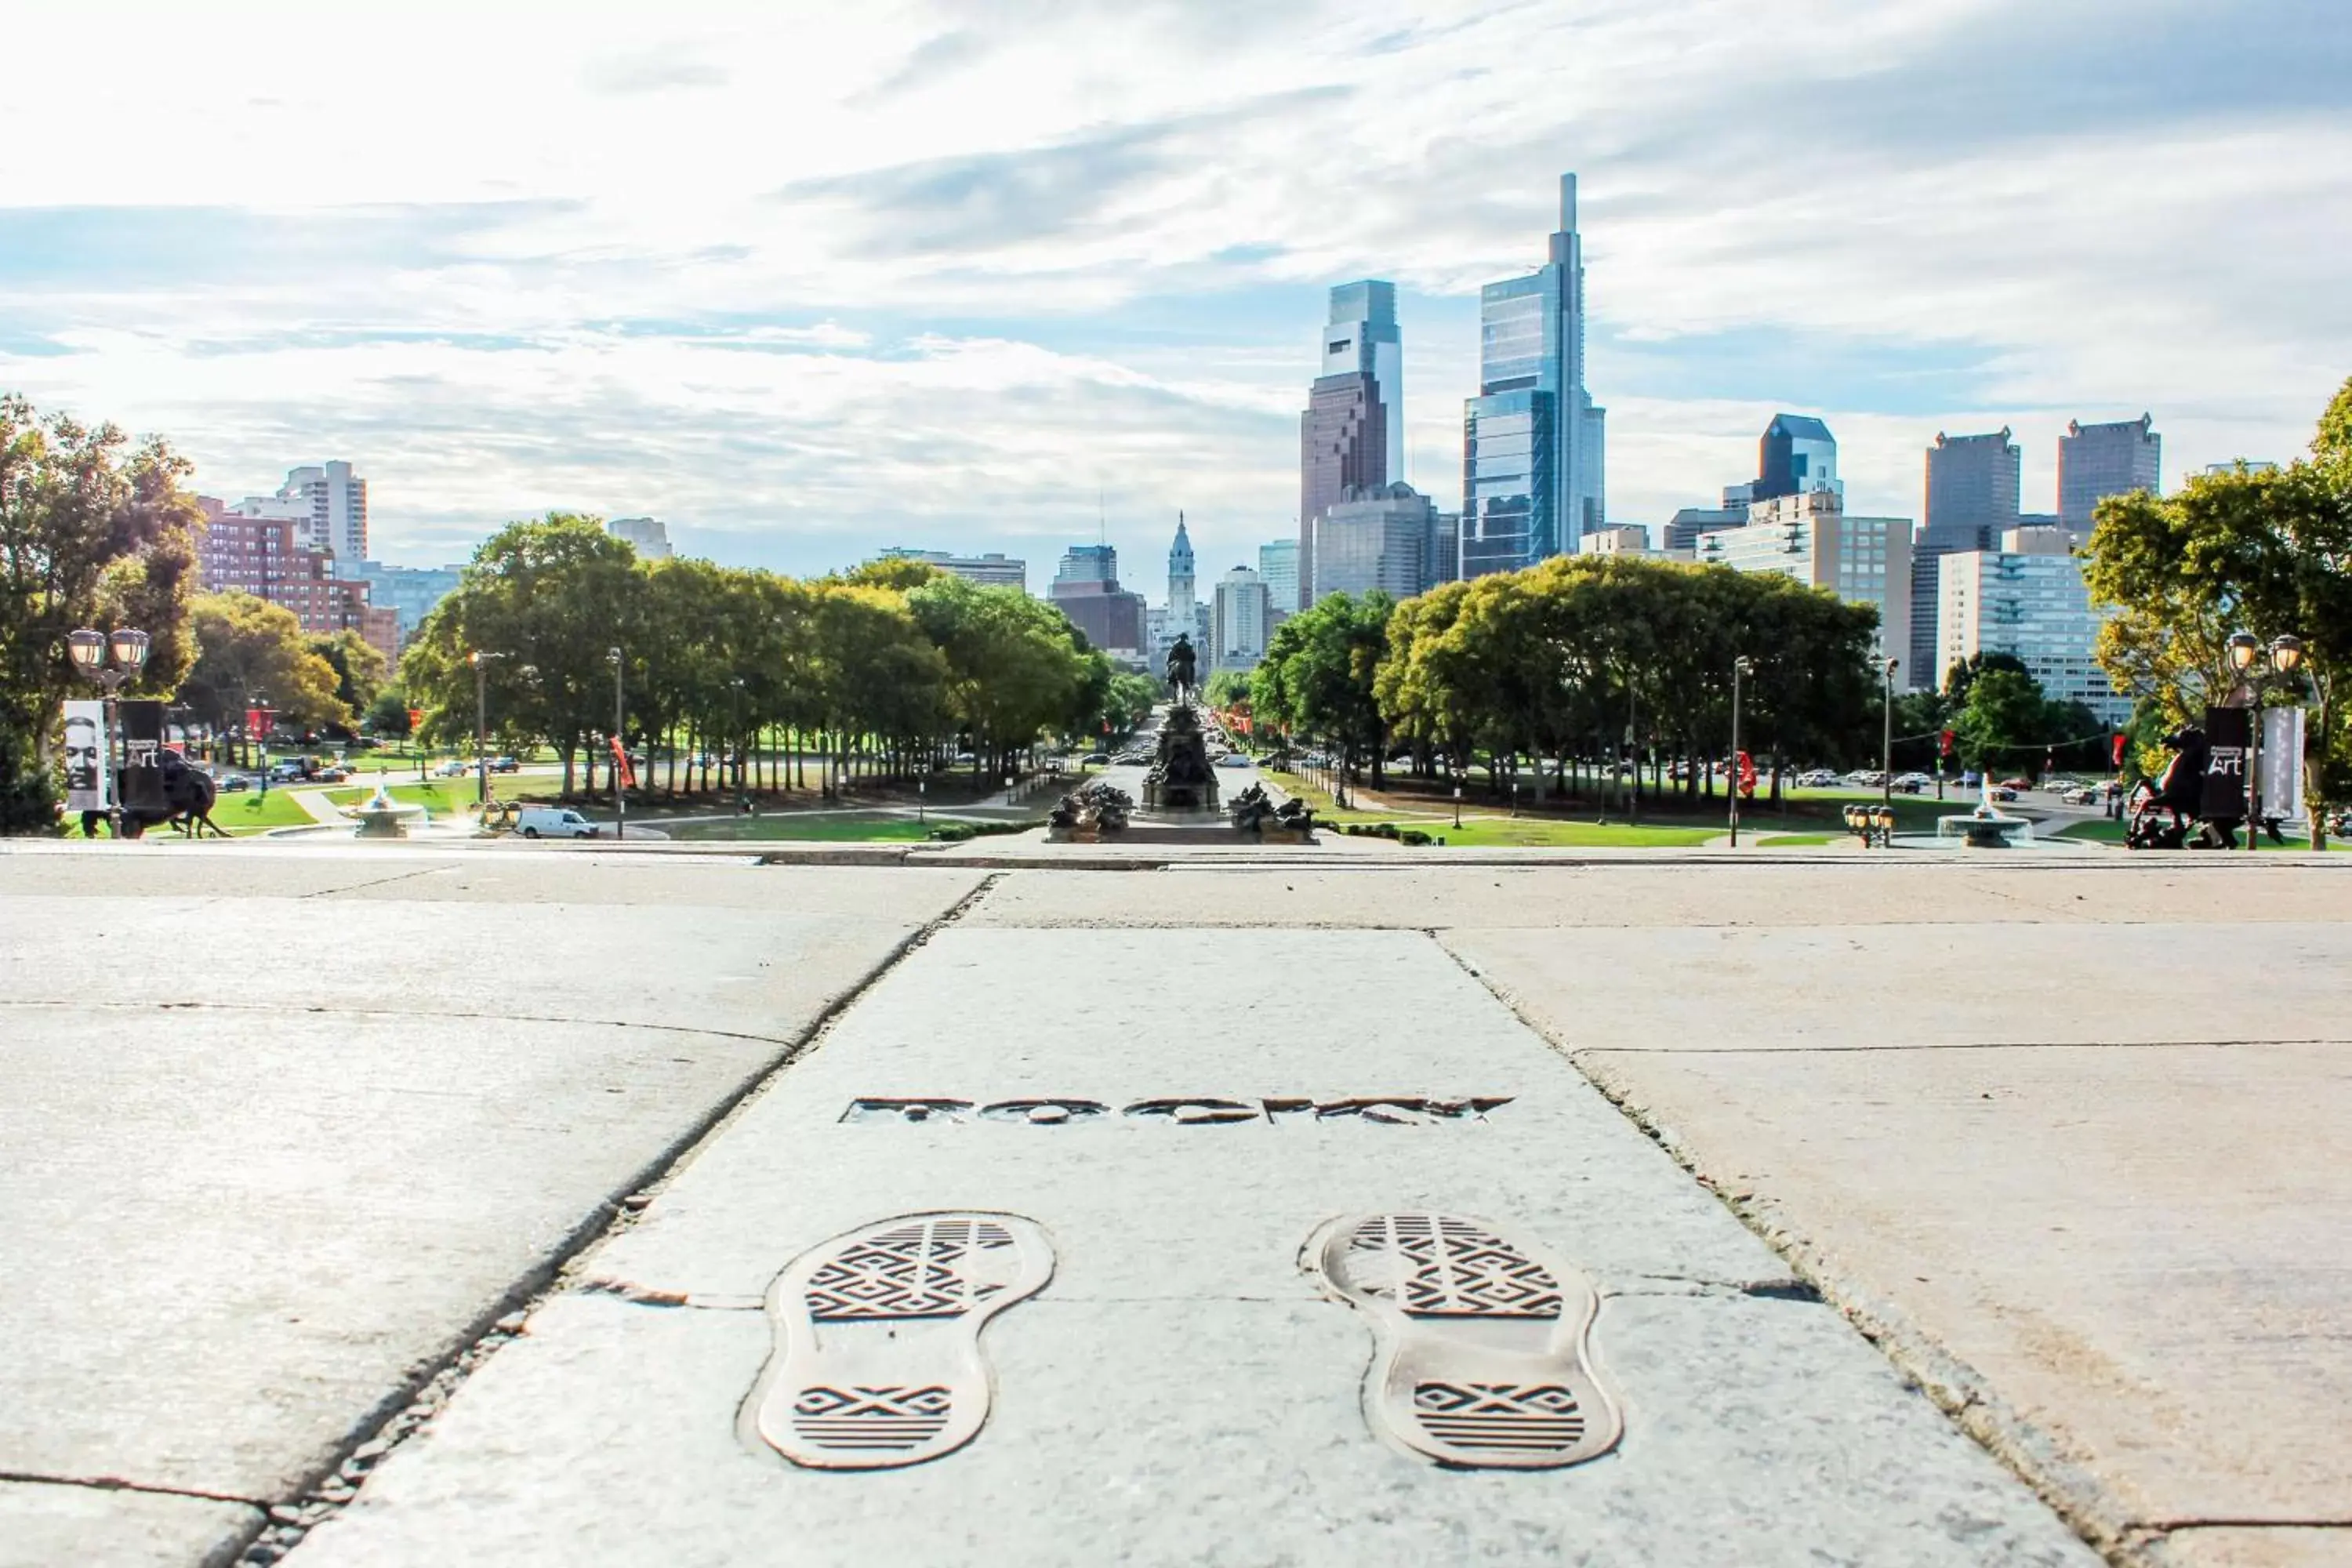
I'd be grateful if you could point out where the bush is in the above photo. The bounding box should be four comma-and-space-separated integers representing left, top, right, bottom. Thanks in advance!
1399, 829, 1431, 846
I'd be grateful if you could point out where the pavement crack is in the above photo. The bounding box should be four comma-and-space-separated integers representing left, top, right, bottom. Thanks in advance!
299, 864, 455, 899
1571, 1037, 2347, 1056
0, 1470, 265, 1509
0, 996, 801, 1051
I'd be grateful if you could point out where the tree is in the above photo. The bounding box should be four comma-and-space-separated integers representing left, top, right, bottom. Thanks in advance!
0, 396, 204, 830
1253, 591, 1395, 782
366, 688, 413, 741
307, 630, 388, 727
180, 593, 349, 738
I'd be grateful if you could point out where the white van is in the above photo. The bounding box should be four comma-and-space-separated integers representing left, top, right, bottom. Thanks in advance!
515, 807, 601, 840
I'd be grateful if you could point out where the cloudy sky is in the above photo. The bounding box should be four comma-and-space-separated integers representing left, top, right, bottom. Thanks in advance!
2, 0, 2347, 594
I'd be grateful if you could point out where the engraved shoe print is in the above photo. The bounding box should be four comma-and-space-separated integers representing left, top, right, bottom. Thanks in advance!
1305, 1212, 1621, 1469
743, 1211, 1054, 1469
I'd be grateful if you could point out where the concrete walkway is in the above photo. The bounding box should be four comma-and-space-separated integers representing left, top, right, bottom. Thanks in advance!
0, 845, 2344, 1566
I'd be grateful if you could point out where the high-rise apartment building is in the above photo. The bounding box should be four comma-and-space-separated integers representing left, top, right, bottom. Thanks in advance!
1753, 416, 1841, 503
2059, 414, 2161, 532
1298, 281, 1399, 611
608, 517, 674, 560
1696, 490, 1915, 686
1913, 429, 2024, 689
1257, 539, 1301, 609
1312, 483, 1436, 601
1576, 526, 1652, 555
1210, 566, 1274, 673
1462, 173, 1605, 579
1425, 510, 1460, 588
875, 548, 1028, 590
198, 499, 401, 669
235, 461, 367, 563
1936, 530, 2125, 724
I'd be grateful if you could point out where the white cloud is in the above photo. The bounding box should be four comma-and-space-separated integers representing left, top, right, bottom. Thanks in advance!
0, 0, 2345, 586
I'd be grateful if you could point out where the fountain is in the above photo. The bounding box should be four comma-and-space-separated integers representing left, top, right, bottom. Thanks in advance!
1935, 773, 2034, 848
347, 779, 427, 839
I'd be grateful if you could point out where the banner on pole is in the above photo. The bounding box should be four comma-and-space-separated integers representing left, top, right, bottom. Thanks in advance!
2200, 706, 2250, 820
62, 700, 107, 812
2262, 707, 2306, 821
608, 734, 636, 789
118, 700, 167, 815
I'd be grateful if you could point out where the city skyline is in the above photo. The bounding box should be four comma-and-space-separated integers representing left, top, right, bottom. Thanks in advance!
1, 2, 2345, 593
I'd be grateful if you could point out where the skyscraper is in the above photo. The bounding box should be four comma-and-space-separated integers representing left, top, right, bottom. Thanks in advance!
240, 461, 368, 563
1257, 539, 1300, 609
1913, 430, 2022, 688
1210, 567, 1274, 673
1298, 281, 1400, 608
1697, 490, 1915, 687
1462, 173, 1605, 577
1048, 544, 1145, 655
2059, 414, 2161, 532
608, 517, 674, 560
1753, 415, 1840, 503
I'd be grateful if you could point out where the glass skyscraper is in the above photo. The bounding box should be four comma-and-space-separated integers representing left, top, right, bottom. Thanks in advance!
1462, 173, 1604, 578
1299, 281, 1401, 608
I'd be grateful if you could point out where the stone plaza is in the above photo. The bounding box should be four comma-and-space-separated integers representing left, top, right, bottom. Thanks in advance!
2, 840, 2347, 1567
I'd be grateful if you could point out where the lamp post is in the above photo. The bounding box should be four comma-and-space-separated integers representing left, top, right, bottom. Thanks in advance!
1453, 779, 1463, 829
608, 646, 626, 841
729, 677, 746, 811
1881, 655, 1900, 808
67, 627, 150, 835
1729, 654, 1753, 847
2229, 631, 2304, 851
468, 650, 506, 807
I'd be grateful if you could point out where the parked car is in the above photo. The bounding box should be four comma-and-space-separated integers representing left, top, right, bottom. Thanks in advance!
1988, 786, 2019, 803
314, 765, 350, 782
434, 759, 471, 777
1998, 776, 2034, 792
515, 806, 601, 840
2063, 786, 2100, 806
1080, 753, 1110, 766
1796, 769, 1842, 788
1214, 753, 1252, 768
489, 756, 521, 773
218, 774, 251, 793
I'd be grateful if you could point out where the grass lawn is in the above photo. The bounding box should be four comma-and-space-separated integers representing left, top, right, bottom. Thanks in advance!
1418, 818, 1724, 848
1265, 771, 1446, 826
664, 813, 941, 843
1756, 833, 1839, 847
212, 789, 324, 834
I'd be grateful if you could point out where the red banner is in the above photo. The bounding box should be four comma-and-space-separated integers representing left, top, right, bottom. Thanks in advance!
1736, 750, 1757, 800
245, 706, 274, 738
608, 734, 635, 788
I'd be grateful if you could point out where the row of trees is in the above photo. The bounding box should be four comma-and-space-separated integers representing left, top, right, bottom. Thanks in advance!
398, 516, 1160, 798
1249, 554, 1885, 807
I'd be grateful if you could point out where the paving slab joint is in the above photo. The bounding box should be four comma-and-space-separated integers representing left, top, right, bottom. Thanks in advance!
219, 871, 1007, 1567
1432, 934, 2160, 1568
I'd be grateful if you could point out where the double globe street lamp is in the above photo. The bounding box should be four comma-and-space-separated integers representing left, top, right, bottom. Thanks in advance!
67, 627, 151, 835
2227, 631, 2303, 851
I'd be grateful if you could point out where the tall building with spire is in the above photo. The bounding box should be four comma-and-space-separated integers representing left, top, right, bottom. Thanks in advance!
1298, 281, 1401, 608
1462, 173, 1605, 579
1167, 514, 1196, 617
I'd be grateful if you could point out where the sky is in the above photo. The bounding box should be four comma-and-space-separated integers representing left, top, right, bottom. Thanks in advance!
2, 0, 2347, 598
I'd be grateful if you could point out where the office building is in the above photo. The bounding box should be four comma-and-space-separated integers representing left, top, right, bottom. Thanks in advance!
1210, 566, 1274, 673
2059, 414, 2161, 532
1663, 507, 1743, 551
1300, 372, 1388, 608
1322, 282, 1403, 482
1753, 415, 1840, 503
1696, 490, 1914, 685
874, 548, 1028, 590
1721, 482, 1755, 509
1312, 483, 1436, 601
1936, 530, 2125, 725
2205, 459, 2280, 476
198, 499, 401, 669
1257, 539, 1301, 609
1914, 429, 2024, 689
1462, 172, 1606, 579
1577, 525, 1652, 555
1425, 510, 1460, 587
348, 560, 465, 639
1047, 544, 1146, 655
607, 516, 674, 560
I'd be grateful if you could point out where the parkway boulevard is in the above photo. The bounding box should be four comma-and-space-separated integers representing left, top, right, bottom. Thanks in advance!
1, 840, 2347, 1568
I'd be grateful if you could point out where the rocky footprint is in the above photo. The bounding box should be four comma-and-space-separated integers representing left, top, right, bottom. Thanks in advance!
1306, 1211, 1621, 1469
744, 1211, 1054, 1469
